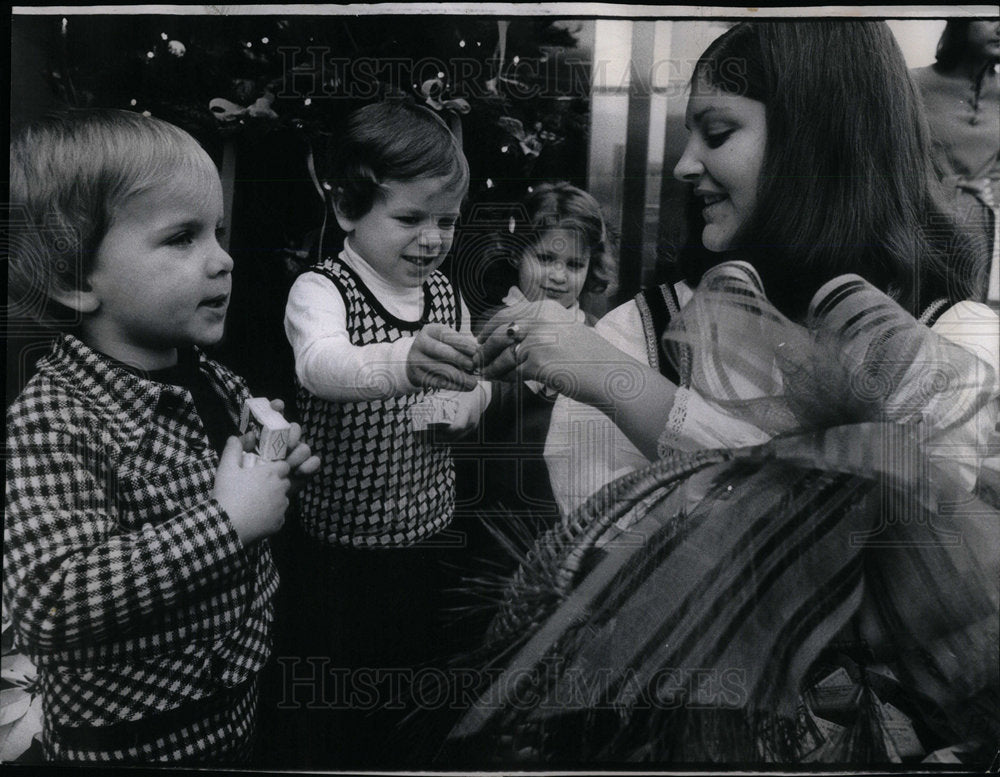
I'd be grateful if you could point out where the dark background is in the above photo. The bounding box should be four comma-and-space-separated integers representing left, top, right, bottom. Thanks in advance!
8, 13, 598, 409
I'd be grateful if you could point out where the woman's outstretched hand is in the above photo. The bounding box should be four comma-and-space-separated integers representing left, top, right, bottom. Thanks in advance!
475, 298, 647, 406
476, 298, 580, 383
475, 298, 677, 460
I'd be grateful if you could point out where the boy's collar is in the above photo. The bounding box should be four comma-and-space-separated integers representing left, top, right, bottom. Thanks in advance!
43, 334, 241, 457
42, 335, 160, 448
48, 334, 206, 412
341, 238, 385, 282
342, 237, 364, 266
341, 239, 426, 295
102, 346, 201, 386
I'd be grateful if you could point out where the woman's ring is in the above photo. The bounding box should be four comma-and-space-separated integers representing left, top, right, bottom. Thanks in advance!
506, 322, 523, 341
511, 341, 523, 363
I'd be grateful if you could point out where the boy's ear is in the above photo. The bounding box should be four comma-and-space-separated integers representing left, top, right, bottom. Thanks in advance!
332, 190, 355, 234
50, 278, 100, 314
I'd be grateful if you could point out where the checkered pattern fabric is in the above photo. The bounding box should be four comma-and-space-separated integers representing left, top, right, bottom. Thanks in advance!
48, 676, 259, 764
296, 259, 459, 547
4, 334, 278, 759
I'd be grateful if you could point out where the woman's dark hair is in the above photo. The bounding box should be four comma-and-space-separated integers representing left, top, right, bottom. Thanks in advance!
935, 20, 1000, 69
936, 20, 975, 68
678, 21, 985, 319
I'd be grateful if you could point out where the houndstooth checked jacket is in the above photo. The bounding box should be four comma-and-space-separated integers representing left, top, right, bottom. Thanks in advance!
3, 334, 278, 741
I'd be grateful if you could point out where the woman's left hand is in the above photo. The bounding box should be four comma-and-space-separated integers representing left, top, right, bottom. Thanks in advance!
476, 298, 579, 381
476, 299, 644, 406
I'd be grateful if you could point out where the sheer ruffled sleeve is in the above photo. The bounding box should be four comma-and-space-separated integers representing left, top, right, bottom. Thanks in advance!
657, 387, 772, 456
655, 263, 997, 488
807, 276, 998, 490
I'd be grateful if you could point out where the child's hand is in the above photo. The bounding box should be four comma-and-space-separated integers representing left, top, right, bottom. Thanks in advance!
239, 398, 320, 487
214, 437, 291, 546
438, 385, 490, 440
239, 397, 291, 452
283, 421, 321, 489
407, 324, 480, 392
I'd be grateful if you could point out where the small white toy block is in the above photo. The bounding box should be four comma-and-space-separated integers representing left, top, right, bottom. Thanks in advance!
239, 397, 291, 461
409, 395, 460, 431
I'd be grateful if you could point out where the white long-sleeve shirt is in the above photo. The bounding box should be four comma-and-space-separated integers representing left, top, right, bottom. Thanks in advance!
284, 240, 490, 409
543, 295, 657, 518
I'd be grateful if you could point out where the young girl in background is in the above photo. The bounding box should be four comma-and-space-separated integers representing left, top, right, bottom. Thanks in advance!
467, 182, 612, 520
451, 183, 611, 652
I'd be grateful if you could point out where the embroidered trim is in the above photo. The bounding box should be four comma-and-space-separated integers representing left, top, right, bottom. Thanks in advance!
634, 292, 660, 371
660, 284, 691, 387
658, 386, 690, 458
917, 298, 950, 327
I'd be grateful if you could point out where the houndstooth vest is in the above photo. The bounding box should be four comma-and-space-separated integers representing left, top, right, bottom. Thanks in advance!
295, 258, 462, 547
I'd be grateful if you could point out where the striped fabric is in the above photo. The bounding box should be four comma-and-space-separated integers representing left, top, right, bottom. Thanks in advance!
446, 268, 999, 764
450, 427, 999, 762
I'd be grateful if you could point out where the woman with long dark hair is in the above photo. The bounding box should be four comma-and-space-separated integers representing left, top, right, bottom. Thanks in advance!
443, 21, 999, 766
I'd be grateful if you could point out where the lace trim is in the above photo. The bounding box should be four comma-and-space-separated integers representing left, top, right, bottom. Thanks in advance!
658, 387, 690, 458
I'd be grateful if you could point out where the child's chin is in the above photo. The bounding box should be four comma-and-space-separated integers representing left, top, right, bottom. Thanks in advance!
191, 327, 226, 347
401, 273, 430, 288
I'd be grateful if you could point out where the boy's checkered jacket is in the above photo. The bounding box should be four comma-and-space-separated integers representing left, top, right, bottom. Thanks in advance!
3, 335, 278, 751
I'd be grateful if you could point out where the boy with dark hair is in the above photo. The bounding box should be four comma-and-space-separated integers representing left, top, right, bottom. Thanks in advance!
282, 100, 487, 766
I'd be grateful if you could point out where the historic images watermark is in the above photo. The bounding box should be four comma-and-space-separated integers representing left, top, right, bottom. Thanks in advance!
276, 656, 749, 712
274, 48, 748, 101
